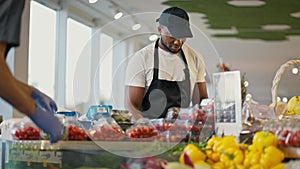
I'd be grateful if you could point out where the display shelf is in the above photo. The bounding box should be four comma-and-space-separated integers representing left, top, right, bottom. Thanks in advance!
2, 140, 181, 169
3, 140, 300, 169
5, 140, 180, 151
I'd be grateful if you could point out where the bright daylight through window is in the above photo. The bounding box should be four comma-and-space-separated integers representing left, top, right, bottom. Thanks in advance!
28, 0, 56, 98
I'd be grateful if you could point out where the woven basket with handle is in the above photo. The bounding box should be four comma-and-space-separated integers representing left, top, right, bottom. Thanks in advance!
271, 59, 300, 116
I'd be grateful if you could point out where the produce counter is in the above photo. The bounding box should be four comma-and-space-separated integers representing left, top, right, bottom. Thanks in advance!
1, 140, 181, 169
2, 139, 300, 169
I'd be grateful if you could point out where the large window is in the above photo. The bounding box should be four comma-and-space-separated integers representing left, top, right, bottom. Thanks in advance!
28, 1, 123, 112
99, 33, 113, 104
28, 1, 56, 97
66, 18, 92, 109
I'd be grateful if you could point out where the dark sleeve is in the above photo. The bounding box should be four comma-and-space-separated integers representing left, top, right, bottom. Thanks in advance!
0, 0, 25, 58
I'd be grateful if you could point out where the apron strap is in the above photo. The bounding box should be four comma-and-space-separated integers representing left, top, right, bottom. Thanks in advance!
154, 39, 159, 80
180, 49, 188, 66
180, 49, 190, 80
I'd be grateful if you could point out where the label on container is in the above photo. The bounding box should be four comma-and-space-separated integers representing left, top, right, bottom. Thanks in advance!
86, 105, 112, 120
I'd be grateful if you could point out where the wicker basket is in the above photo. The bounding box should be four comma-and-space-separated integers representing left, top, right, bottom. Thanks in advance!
271, 59, 300, 115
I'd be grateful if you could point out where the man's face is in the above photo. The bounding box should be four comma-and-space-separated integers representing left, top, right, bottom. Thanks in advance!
159, 25, 187, 53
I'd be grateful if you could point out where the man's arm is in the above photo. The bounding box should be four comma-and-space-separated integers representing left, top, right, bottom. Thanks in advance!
0, 43, 35, 115
125, 86, 145, 121
192, 82, 208, 105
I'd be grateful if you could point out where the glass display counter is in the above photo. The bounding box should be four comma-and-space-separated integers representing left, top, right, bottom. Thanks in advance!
1, 140, 180, 169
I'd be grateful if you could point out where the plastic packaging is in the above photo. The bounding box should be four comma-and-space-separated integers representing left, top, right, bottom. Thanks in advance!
111, 109, 134, 131
87, 118, 125, 141
285, 119, 300, 147
126, 118, 159, 141
158, 119, 190, 143
54, 111, 88, 141
166, 107, 180, 120
11, 117, 41, 140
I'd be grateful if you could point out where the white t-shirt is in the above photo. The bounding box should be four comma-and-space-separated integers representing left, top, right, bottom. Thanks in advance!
125, 41, 206, 96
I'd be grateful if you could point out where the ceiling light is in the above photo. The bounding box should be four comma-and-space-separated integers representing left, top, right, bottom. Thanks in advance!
227, 0, 266, 7
282, 97, 288, 103
114, 11, 123, 20
261, 24, 291, 31
88, 0, 98, 3
245, 94, 252, 101
277, 97, 281, 102
290, 12, 300, 18
244, 80, 249, 87
292, 66, 299, 74
132, 24, 141, 31
149, 34, 158, 41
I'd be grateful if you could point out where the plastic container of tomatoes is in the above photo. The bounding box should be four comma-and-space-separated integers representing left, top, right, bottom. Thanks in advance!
54, 111, 89, 141
262, 118, 300, 148
150, 118, 191, 142
11, 117, 42, 140
126, 118, 159, 142
87, 118, 126, 141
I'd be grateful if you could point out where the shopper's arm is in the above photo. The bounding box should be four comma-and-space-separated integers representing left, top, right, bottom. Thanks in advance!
15, 79, 34, 96
125, 86, 145, 121
0, 43, 62, 143
0, 43, 35, 115
16, 80, 57, 113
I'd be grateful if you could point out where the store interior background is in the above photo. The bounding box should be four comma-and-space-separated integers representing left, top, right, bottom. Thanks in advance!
1, 0, 300, 120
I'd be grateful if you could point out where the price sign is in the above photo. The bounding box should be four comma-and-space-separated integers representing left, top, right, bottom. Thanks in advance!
213, 71, 242, 137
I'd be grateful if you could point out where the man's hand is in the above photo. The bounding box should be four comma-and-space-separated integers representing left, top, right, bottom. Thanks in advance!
29, 105, 63, 143
31, 88, 57, 113
131, 113, 144, 122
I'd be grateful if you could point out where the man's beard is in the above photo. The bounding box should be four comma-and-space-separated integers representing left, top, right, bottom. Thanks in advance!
160, 38, 180, 54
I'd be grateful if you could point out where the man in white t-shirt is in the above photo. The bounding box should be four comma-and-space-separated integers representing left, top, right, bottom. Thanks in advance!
125, 7, 208, 120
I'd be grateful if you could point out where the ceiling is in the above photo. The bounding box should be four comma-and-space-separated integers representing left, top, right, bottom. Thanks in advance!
164, 0, 300, 41
62, 0, 300, 104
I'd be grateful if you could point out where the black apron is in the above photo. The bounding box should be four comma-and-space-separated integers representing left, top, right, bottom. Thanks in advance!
141, 39, 191, 119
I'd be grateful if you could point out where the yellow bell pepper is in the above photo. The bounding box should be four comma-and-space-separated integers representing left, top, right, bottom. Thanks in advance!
222, 164, 246, 169
252, 131, 278, 150
206, 150, 220, 163
220, 147, 244, 168
238, 143, 248, 151
213, 136, 239, 153
205, 158, 215, 166
205, 136, 222, 162
260, 145, 284, 169
211, 162, 225, 169
270, 163, 285, 169
235, 164, 246, 169
206, 135, 239, 163
243, 145, 261, 168
249, 164, 262, 169
206, 136, 222, 148
179, 144, 206, 165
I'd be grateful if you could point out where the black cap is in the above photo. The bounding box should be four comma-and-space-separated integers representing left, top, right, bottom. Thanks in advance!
156, 7, 193, 38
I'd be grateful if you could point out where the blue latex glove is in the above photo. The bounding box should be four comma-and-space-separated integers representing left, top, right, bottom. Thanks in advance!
29, 105, 63, 143
31, 88, 57, 113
